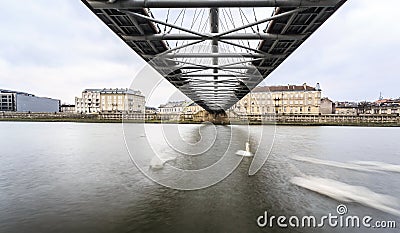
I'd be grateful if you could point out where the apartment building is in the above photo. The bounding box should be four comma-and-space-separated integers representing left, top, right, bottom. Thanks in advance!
100, 88, 145, 113
75, 88, 145, 114
184, 102, 204, 114
337, 99, 400, 115
231, 83, 322, 114
159, 101, 190, 114
0, 89, 59, 112
75, 89, 101, 113
60, 104, 76, 113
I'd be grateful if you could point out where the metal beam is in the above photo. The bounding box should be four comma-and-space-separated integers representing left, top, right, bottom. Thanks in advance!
155, 65, 272, 70
122, 33, 304, 41
187, 78, 258, 82
210, 7, 219, 83
220, 58, 265, 67
160, 57, 266, 68
191, 94, 237, 96
87, 0, 341, 9
152, 53, 284, 59
98, 9, 146, 54
157, 40, 204, 56
168, 74, 259, 78
186, 80, 243, 83
181, 85, 242, 88
185, 91, 236, 94
120, 10, 207, 37
220, 40, 268, 56
217, 8, 303, 37
192, 96, 238, 99
180, 88, 242, 90
180, 86, 245, 89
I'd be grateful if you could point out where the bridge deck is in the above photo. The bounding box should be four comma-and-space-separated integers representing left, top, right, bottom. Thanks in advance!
82, 0, 347, 113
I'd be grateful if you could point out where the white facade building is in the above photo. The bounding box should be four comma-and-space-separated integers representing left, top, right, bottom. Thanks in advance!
159, 101, 190, 114
75, 88, 145, 114
100, 88, 145, 113
75, 89, 101, 113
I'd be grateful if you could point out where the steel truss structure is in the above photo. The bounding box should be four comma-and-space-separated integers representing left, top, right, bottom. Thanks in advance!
82, 0, 347, 113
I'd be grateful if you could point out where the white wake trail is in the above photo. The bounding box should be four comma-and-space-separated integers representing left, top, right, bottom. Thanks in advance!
291, 176, 400, 217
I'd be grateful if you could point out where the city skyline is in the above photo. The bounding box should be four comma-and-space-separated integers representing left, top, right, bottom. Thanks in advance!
1, 1, 400, 105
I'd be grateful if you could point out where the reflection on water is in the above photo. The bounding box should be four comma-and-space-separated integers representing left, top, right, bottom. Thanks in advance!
0, 122, 399, 233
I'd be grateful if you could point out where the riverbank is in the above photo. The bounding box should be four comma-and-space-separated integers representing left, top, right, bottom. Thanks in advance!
1, 112, 400, 126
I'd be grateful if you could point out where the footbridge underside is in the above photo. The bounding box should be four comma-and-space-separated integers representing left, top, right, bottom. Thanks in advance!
82, 0, 347, 113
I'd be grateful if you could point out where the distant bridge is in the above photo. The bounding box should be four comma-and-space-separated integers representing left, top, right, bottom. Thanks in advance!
82, 0, 347, 113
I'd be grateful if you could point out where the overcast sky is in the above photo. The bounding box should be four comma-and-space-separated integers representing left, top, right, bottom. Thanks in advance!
0, 0, 399, 106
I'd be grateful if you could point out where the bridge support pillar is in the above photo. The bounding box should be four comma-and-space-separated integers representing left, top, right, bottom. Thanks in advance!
204, 111, 229, 125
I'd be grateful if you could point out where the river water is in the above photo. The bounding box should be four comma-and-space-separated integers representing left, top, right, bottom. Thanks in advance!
0, 122, 399, 232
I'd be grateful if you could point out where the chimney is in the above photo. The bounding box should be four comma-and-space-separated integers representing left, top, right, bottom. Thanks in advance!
316, 83, 321, 91
287, 84, 290, 90
303, 83, 307, 90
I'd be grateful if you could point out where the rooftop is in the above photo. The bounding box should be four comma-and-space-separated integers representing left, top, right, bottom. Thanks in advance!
83, 88, 143, 96
159, 101, 190, 108
252, 83, 320, 93
0, 89, 59, 101
335, 101, 358, 108
0, 89, 34, 96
